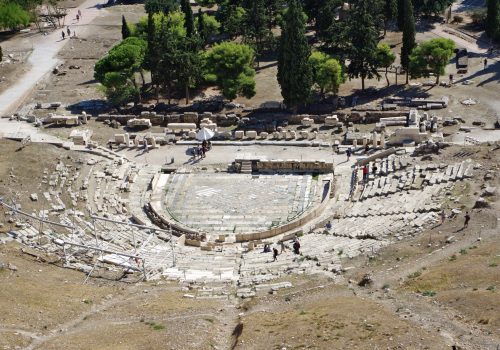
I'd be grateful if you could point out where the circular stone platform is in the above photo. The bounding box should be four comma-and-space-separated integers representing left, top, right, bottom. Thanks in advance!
161, 173, 322, 237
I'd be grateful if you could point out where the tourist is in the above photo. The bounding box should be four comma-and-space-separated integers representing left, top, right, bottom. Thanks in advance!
362, 165, 369, 183
191, 147, 197, 159
201, 147, 206, 158
263, 244, 271, 253
346, 148, 351, 161
61, 31, 65, 40
208, 140, 212, 150
484, 58, 487, 69
464, 211, 470, 228
143, 141, 148, 153
365, 144, 369, 154
67, 26, 71, 37
76, 14, 80, 22
279, 240, 286, 253
108, 141, 112, 150
293, 239, 300, 255
440, 209, 446, 224
78, 9, 82, 18
372, 164, 378, 176
273, 247, 278, 261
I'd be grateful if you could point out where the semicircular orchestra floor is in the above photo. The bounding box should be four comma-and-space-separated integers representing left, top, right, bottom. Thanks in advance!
162, 173, 320, 236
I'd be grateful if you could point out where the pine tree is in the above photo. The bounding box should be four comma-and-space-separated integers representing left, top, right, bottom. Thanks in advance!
277, 0, 312, 112
181, 0, 195, 37
346, 0, 381, 90
121, 15, 131, 39
197, 8, 206, 43
401, 0, 415, 84
486, 0, 499, 39
397, 0, 404, 30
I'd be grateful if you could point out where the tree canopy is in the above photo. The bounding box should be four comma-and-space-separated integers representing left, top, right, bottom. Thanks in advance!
308, 51, 344, 96
277, 0, 312, 111
203, 42, 256, 100
94, 37, 147, 105
486, 0, 500, 40
346, 0, 381, 90
409, 38, 455, 84
0, 2, 30, 30
375, 43, 396, 86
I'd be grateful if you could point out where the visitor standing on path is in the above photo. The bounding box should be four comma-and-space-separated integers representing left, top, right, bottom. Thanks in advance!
66, 27, 71, 37
440, 209, 446, 225
273, 247, 278, 262
464, 211, 470, 228
61, 31, 65, 40
484, 58, 487, 69
346, 148, 351, 161
362, 165, 369, 183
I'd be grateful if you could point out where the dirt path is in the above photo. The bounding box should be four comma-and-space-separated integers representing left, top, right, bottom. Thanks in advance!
0, 0, 106, 116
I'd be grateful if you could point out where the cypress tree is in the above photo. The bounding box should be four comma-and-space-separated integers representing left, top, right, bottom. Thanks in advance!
197, 8, 206, 43
346, 0, 381, 91
277, 0, 312, 113
181, 0, 195, 37
383, 0, 397, 36
121, 15, 131, 39
486, 0, 499, 39
401, 0, 415, 84
243, 0, 271, 64
397, 0, 404, 30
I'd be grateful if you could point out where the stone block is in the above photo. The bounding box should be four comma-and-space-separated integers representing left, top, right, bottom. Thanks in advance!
234, 130, 244, 139
246, 130, 257, 139
259, 132, 268, 139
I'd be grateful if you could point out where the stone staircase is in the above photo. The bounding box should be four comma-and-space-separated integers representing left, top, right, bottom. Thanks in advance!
240, 160, 252, 174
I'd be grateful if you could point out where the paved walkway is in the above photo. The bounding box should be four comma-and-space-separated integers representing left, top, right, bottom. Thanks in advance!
0, 0, 105, 116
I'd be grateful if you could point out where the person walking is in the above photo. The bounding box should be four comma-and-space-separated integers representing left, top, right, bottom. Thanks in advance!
440, 209, 446, 224
293, 239, 301, 255
464, 211, 470, 228
67, 26, 71, 37
484, 58, 487, 69
372, 164, 378, 176
362, 164, 369, 183
273, 247, 278, 262
346, 148, 351, 161
61, 31, 65, 40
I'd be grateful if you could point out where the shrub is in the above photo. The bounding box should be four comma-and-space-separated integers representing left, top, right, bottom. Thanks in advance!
0, 3, 30, 30
422, 290, 436, 297
469, 8, 486, 27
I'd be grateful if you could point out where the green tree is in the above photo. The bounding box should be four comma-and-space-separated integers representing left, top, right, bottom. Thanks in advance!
197, 8, 206, 43
277, 0, 312, 112
94, 37, 147, 105
409, 38, 455, 84
383, 0, 397, 35
397, 0, 404, 30
122, 15, 131, 39
0, 3, 30, 30
346, 0, 381, 90
413, 0, 452, 16
486, 0, 500, 39
376, 43, 396, 86
195, 12, 220, 43
401, 0, 415, 84
219, 4, 246, 38
203, 42, 256, 100
176, 36, 202, 104
180, 0, 194, 37
145, 0, 179, 14
243, 0, 272, 64
308, 51, 344, 97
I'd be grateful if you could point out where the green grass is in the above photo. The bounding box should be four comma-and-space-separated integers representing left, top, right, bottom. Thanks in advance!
422, 290, 436, 297
449, 254, 457, 261
488, 262, 498, 267
145, 321, 165, 330
407, 271, 421, 279
82, 299, 92, 305
459, 249, 468, 255
486, 285, 496, 292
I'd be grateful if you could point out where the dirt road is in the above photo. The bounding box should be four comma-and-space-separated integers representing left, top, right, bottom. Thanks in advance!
0, 0, 106, 116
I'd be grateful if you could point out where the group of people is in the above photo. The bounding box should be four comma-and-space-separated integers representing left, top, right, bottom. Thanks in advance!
263, 238, 301, 262
61, 9, 82, 39
191, 140, 212, 160
440, 209, 471, 228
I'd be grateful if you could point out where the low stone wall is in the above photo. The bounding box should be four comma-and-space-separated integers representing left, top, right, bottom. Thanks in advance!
256, 160, 334, 173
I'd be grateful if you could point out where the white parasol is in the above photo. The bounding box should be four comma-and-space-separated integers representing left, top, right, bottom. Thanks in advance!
196, 127, 215, 141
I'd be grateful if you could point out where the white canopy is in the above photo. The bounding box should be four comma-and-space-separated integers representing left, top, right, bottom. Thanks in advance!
196, 127, 215, 141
